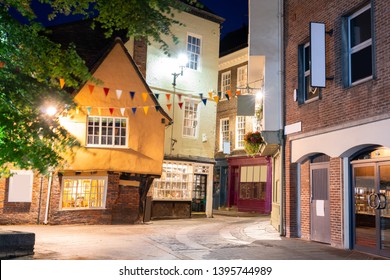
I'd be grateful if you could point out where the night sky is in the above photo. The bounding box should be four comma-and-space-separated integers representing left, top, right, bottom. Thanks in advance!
29, 0, 248, 39
201, 0, 248, 38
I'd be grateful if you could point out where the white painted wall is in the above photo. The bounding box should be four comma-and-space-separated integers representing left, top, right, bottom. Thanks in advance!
249, 0, 283, 132
145, 10, 221, 159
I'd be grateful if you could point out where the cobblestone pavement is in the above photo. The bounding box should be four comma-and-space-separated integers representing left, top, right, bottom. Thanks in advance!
1, 215, 387, 260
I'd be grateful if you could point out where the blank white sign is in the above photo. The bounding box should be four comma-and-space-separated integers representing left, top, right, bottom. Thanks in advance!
310, 22, 326, 88
8, 170, 33, 202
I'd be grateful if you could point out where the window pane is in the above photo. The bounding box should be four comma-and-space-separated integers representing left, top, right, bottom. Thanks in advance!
351, 46, 372, 83
350, 8, 371, 47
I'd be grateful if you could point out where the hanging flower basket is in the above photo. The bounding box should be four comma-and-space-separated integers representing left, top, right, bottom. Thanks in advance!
244, 131, 264, 157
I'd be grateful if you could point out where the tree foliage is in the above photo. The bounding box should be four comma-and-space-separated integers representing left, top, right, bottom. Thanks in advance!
0, 0, 199, 175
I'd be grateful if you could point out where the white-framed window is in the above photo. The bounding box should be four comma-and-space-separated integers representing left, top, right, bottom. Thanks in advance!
87, 116, 127, 147
220, 118, 230, 151
221, 71, 231, 99
236, 116, 246, 149
8, 170, 33, 202
237, 65, 248, 88
153, 162, 194, 200
182, 100, 199, 138
346, 4, 373, 85
61, 177, 107, 209
186, 34, 201, 70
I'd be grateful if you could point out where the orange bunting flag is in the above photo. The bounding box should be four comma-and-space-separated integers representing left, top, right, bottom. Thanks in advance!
213, 96, 219, 103
143, 106, 149, 115
227, 90, 232, 97
120, 108, 125, 116
109, 108, 114, 115
116, 89, 122, 100
236, 90, 241, 96
88, 84, 95, 94
59, 78, 65, 89
98, 107, 102, 115
103, 87, 109, 96
142, 92, 148, 102
166, 94, 171, 101
208, 92, 213, 99
178, 102, 183, 109
167, 104, 172, 111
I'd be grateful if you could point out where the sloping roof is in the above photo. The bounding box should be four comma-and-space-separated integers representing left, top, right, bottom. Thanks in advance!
219, 24, 248, 57
87, 38, 173, 124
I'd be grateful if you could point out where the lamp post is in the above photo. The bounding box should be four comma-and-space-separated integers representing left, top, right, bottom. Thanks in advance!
169, 54, 187, 155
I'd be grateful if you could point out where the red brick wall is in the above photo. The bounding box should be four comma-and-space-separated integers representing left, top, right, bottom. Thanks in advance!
329, 157, 343, 247
0, 172, 141, 225
300, 160, 311, 240
284, 0, 388, 246
0, 172, 48, 225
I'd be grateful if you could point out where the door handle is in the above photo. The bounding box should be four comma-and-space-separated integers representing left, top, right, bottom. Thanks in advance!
368, 193, 380, 209
378, 193, 387, 210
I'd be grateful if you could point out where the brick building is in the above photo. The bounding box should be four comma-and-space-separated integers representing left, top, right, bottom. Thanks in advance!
284, 0, 390, 257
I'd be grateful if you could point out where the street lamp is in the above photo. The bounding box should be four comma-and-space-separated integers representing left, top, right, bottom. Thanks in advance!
170, 53, 187, 154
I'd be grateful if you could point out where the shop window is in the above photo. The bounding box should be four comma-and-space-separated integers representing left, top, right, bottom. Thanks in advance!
61, 177, 107, 209
153, 162, 194, 200
239, 165, 267, 200
87, 116, 127, 147
342, 3, 374, 86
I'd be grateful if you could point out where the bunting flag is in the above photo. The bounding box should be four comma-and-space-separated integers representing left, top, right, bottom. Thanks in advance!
60, 78, 65, 89
225, 94, 230, 100
236, 90, 241, 96
130, 91, 135, 100
87, 107, 92, 115
199, 93, 203, 100
166, 94, 171, 102
155, 105, 161, 111
213, 96, 219, 103
116, 89, 122, 100
132, 107, 137, 114
178, 102, 183, 109
167, 104, 172, 111
177, 94, 182, 102
98, 107, 102, 115
202, 98, 207, 105
88, 84, 95, 94
109, 108, 114, 115
142, 92, 148, 102
208, 92, 213, 99
143, 106, 149, 115
120, 108, 125, 116
155, 93, 160, 100
227, 90, 232, 97
103, 87, 109, 96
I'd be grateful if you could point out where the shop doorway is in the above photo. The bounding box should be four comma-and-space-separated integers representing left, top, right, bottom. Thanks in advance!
310, 159, 330, 243
192, 174, 207, 212
352, 155, 390, 258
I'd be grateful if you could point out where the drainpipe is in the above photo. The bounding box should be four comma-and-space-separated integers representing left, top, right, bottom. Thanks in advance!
37, 175, 44, 224
43, 171, 53, 225
279, 0, 286, 236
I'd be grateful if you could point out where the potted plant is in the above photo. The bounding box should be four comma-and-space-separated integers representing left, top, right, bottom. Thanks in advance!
244, 131, 264, 156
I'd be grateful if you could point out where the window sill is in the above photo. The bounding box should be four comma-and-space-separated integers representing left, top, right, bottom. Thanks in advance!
59, 208, 106, 211
303, 96, 320, 104
350, 76, 373, 87
86, 145, 128, 149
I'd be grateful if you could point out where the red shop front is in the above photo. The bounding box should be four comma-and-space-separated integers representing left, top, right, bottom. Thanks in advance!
227, 156, 272, 214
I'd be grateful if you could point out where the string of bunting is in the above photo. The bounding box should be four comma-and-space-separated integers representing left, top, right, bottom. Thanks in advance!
59, 79, 243, 115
